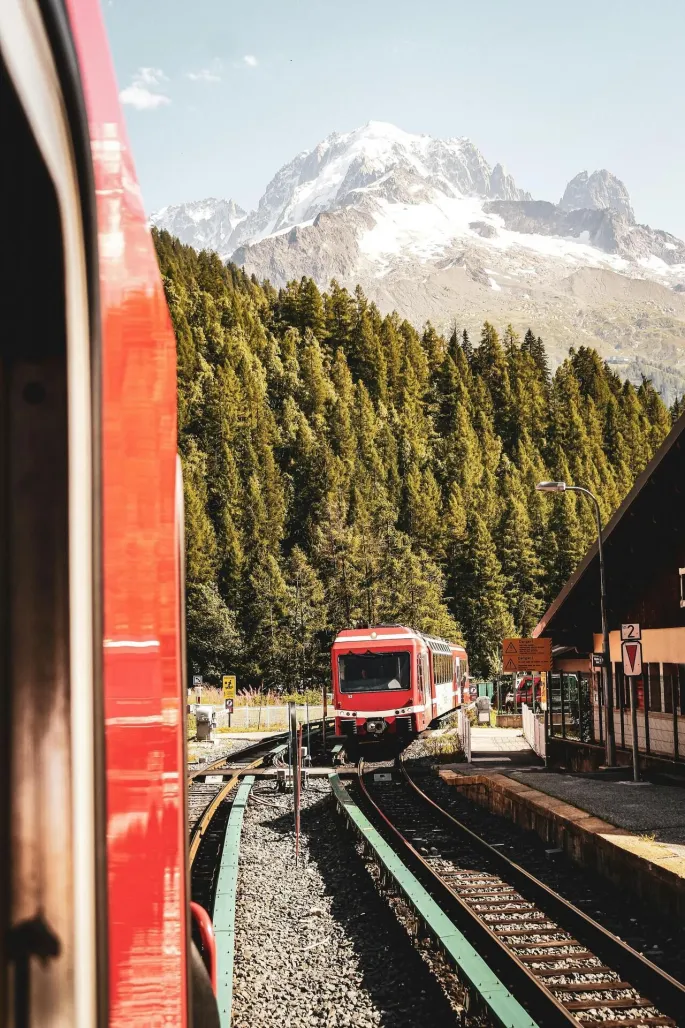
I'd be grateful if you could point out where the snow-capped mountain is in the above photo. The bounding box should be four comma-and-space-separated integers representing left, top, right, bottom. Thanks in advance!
151, 122, 685, 401
150, 197, 246, 254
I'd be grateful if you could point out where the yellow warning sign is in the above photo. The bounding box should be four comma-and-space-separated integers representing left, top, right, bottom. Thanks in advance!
222, 674, 236, 699
501, 638, 552, 672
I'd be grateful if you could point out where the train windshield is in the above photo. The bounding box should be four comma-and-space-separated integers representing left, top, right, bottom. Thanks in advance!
338, 651, 410, 693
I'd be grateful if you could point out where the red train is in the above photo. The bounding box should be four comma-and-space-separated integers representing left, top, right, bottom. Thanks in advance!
2, 1, 218, 1026
332, 625, 469, 742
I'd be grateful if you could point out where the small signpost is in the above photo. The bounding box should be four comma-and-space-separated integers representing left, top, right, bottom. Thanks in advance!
502, 638, 552, 718
592, 653, 605, 669
621, 624, 643, 782
193, 674, 202, 705
621, 623, 641, 641
501, 637, 553, 673
222, 675, 236, 726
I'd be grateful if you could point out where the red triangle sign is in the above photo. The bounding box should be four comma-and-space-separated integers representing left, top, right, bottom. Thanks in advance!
625, 643, 638, 672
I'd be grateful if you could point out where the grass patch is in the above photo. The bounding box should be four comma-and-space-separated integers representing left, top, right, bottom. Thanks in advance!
187, 686, 330, 707
421, 732, 465, 763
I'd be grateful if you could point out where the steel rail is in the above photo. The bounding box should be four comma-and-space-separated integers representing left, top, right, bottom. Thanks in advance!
356, 760, 577, 1028
399, 759, 685, 1022
186, 717, 333, 785
188, 718, 334, 863
331, 769, 539, 1028
189, 757, 263, 867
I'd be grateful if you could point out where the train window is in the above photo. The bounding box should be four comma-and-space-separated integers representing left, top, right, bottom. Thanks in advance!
339, 651, 410, 693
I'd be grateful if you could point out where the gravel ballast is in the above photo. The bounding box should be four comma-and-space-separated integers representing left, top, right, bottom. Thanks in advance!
232, 780, 461, 1028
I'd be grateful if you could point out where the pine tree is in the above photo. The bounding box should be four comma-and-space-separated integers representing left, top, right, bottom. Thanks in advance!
154, 230, 672, 686
452, 511, 515, 679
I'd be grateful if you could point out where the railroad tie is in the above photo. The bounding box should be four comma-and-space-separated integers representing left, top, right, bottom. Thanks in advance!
565, 998, 652, 1011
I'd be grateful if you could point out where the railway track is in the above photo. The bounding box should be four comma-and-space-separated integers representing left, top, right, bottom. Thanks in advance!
355, 758, 685, 1028
188, 721, 332, 901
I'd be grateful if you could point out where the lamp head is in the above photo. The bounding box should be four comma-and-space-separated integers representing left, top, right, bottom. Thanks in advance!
536, 481, 567, 493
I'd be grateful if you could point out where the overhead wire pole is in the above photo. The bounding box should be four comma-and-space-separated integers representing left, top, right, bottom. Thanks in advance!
536, 481, 616, 767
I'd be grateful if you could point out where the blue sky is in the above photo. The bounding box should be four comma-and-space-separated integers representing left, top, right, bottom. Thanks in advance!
105, 0, 685, 237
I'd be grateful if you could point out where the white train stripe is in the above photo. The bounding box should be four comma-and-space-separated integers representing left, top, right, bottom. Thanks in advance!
335, 704, 427, 718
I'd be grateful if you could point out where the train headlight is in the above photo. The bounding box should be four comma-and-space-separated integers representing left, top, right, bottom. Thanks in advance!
365, 718, 386, 735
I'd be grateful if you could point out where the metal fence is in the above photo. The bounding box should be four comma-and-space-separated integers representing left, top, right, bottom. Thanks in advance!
458, 708, 471, 763
214, 704, 325, 730
521, 703, 546, 759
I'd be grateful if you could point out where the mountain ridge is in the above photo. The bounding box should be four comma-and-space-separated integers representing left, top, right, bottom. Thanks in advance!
150, 121, 685, 401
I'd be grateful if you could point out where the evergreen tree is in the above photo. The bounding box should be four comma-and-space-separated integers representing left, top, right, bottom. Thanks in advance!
153, 228, 672, 686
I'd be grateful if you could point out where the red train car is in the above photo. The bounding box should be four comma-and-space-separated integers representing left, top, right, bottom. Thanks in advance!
1, 1, 217, 1026
332, 625, 468, 742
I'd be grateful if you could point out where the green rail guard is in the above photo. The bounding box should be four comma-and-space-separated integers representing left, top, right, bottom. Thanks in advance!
214, 775, 254, 1027
329, 774, 539, 1028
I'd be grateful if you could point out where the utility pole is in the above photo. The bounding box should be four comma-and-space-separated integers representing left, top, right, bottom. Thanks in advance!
536, 481, 616, 766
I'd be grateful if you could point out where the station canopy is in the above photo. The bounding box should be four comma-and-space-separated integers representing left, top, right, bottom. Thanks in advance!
534, 410, 685, 654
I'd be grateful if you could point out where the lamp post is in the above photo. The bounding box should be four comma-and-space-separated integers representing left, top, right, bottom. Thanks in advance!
536, 481, 616, 767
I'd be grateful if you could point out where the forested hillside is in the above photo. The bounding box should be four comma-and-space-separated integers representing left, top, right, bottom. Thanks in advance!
154, 230, 678, 684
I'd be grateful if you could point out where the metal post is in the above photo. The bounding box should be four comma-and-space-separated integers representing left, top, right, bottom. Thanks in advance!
288, 701, 296, 785
544, 706, 549, 768
537, 482, 616, 766
322, 684, 327, 752
629, 677, 640, 782
588, 490, 616, 766
567, 487, 616, 764
294, 723, 302, 864
306, 700, 311, 763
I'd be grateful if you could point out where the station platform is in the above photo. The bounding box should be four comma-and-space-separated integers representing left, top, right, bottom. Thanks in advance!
439, 751, 685, 923
468, 726, 541, 769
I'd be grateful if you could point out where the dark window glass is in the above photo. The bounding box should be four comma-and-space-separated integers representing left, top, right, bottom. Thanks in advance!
648, 663, 662, 712
338, 651, 410, 694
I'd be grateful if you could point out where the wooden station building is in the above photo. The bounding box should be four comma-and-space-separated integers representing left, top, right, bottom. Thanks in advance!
534, 409, 685, 770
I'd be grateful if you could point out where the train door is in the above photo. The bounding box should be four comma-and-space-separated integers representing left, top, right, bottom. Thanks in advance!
0, 1, 105, 1023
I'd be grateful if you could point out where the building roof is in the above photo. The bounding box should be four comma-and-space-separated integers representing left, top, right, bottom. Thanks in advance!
533, 409, 685, 652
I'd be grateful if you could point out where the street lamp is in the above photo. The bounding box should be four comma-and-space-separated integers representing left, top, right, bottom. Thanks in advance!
536, 480, 616, 767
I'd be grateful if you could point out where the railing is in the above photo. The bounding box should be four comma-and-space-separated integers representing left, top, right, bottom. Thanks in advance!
521, 703, 546, 758
458, 708, 471, 763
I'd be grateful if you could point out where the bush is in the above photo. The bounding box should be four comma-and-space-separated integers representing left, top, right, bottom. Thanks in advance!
421, 733, 465, 763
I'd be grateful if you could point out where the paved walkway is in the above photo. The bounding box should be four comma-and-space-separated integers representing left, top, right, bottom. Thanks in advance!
506, 768, 685, 846
469, 726, 541, 769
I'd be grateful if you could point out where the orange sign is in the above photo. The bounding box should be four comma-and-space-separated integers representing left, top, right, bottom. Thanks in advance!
502, 637, 552, 672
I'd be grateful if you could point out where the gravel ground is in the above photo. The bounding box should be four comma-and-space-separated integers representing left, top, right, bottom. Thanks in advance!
187, 736, 258, 769
232, 779, 469, 1028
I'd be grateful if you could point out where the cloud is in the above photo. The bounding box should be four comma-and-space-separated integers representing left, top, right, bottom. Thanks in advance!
186, 59, 222, 83
243, 55, 258, 67
120, 67, 170, 110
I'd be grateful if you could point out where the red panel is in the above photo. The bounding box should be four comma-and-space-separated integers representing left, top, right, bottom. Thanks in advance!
64, 1, 187, 1023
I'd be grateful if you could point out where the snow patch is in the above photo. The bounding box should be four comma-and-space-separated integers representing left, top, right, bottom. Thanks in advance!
358, 194, 633, 274
489, 278, 502, 291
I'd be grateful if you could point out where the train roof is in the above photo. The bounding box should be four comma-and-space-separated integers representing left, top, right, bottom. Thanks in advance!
332, 625, 466, 655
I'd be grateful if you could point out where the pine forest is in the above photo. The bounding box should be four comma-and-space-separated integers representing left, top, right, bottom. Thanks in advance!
154, 230, 680, 685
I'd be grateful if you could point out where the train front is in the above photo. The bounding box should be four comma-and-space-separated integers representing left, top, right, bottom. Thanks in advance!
331, 626, 424, 745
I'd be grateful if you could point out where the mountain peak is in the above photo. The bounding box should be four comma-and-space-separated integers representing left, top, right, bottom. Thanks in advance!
150, 197, 246, 251
560, 169, 634, 222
